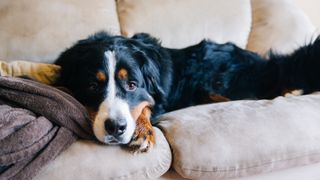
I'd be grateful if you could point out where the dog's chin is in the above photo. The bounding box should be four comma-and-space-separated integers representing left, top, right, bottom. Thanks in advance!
102, 134, 132, 145
93, 127, 135, 145
103, 135, 125, 145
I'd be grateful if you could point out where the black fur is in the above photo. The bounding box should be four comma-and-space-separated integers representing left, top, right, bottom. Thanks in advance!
55, 32, 320, 123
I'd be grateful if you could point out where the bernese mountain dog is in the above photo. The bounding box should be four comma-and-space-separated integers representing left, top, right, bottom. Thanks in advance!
55, 32, 320, 152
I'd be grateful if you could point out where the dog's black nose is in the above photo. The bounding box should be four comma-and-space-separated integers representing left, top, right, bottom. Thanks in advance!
104, 119, 127, 136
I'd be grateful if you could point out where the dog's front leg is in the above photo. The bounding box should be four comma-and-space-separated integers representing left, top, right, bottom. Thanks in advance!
129, 107, 155, 153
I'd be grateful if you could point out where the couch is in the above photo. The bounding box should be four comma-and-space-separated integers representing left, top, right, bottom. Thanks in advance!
1, 0, 320, 179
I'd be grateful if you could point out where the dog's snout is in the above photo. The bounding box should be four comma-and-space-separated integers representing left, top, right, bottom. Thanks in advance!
104, 119, 127, 136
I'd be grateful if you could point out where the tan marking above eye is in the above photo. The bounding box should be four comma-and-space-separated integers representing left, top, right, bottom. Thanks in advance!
118, 68, 128, 80
96, 71, 106, 82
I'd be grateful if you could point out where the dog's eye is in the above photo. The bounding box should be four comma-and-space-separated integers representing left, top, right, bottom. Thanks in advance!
126, 81, 137, 91
215, 81, 222, 86
88, 82, 98, 91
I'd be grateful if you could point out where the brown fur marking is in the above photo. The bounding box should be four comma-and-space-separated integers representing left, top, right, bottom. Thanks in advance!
96, 71, 106, 82
134, 107, 155, 146
118, 68, 128, 80
209, 94, 230, 102
130, 101, 151, 121
86, 106, 98, 123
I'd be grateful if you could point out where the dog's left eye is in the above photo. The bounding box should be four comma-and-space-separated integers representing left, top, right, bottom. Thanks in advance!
126, 81, 137, 91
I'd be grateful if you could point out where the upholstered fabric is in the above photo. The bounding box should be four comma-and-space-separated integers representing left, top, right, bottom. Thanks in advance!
235, 162, 320, 180
117, 0, 252, 49
0, 0, 120, 63
0, 60, 60, 84
294, 0, 320, 29
34, 128, 172, 180
158, 93, 320, 179
1, 0, 320, 179
247, 0, 316, 55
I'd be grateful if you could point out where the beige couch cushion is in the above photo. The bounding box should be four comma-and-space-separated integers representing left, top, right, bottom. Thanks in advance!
158, 93, 320, 179
0, 0, 120, 63
117, 0, 252, 49
35, 128, 171, 179
247, 0, 316, 55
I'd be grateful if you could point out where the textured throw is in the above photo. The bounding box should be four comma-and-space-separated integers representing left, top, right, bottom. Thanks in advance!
0, 76, 94, 180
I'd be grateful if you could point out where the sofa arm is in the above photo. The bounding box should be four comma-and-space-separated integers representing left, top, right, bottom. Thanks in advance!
158, 93, 320, 179
34, 128, 172, 180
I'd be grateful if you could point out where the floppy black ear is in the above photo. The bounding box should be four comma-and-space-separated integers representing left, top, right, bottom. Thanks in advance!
140, 58, 166, 102
131, 33, 161, 46
140, 57, 168, 119
55, 31, 114, 86
54, 47, 77, 86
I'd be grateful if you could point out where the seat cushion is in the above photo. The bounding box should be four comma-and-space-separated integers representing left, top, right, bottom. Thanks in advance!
34, 127, 172, 180
158, 93, 320, 179
117, 0, 252, 49
0, 0, 120, 63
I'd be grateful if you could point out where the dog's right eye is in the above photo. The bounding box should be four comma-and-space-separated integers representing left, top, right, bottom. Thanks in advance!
88, 82, 99, 91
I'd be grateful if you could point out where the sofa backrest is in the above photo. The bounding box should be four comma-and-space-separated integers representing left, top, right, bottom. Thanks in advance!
247, 0, 316, 55
117, 0, 252, 49
0, 0, 120, 63
0, 0, 317, 63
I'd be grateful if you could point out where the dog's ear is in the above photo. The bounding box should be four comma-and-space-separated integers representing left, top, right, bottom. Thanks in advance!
135, 50, 167, 106
142, 62, 165, 100
55, 31, 113, 86
131, 33, 161, 46
54, 47, 77, 86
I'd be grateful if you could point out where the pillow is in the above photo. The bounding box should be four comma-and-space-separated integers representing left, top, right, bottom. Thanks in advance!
0, 60, 60, 85
0, 0, 120, 63
247, 0, 316, 55
157, 93, 320, 179
34, 128, 172, 179
117, 0, 252, 49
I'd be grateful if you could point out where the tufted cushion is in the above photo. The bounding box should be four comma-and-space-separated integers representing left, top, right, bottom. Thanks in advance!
0, 0, 120, 63
247, 0, 316, 55
158, 93, 320, 179
117, 0, 252, 49
34, 128, 172, 180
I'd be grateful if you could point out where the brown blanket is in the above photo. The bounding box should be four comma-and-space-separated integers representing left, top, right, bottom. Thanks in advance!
0, 76, 94, 180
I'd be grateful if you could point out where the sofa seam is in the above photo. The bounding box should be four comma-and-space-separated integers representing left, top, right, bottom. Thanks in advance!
176, 150, 320, 173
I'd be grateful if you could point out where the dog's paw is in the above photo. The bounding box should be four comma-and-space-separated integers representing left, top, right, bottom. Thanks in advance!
128, 125, 155, 153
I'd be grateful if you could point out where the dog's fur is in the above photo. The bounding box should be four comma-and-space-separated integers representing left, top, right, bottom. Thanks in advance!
55, 32, 320, 152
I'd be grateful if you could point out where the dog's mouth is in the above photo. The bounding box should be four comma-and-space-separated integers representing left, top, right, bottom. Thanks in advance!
104, 135, 123, 145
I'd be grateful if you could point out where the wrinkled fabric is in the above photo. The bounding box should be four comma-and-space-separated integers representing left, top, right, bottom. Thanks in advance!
0, 76, 94, 180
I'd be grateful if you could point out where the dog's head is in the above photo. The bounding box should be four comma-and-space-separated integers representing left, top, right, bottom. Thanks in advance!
55, 32, 170, 144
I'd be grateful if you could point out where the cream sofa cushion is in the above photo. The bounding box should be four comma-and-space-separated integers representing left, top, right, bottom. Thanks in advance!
0, 0, 120, 63
117, 0, 251, 49
247, 0, 316, 55
158, 93, 320, 179
35, 128, 172, 180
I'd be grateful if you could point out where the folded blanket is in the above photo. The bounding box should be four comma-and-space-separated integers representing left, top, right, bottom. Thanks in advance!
0, 76, 94, 180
